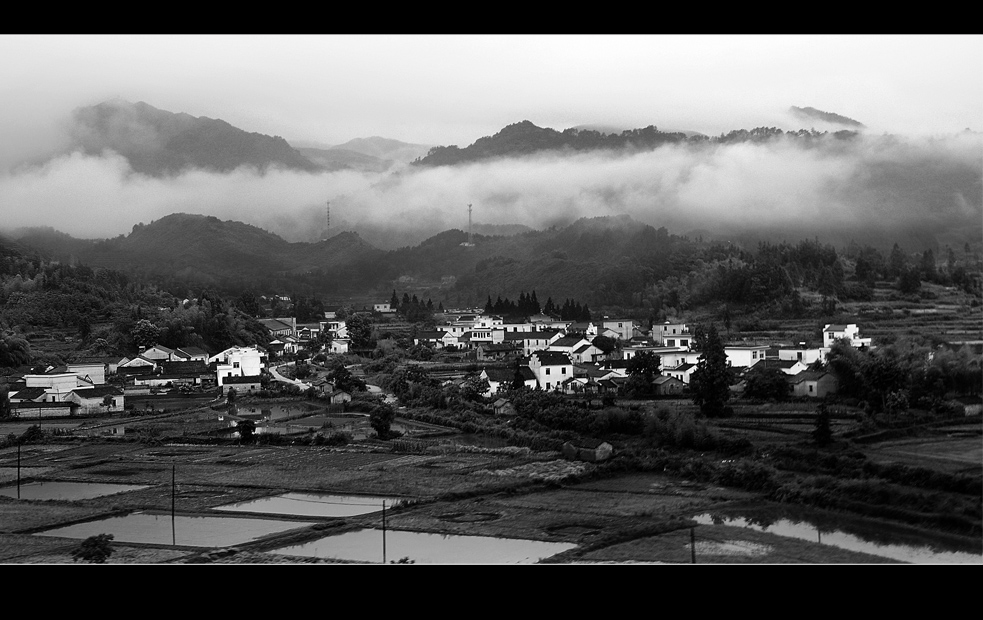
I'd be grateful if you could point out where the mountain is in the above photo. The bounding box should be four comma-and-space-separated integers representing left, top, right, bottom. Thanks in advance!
26, 213, 385, 292
69, 100, 322, 176
789, 106, 866, 129
296, 147, 394, 173
571, 124, 707, 138
412, 121, 688, 166
330, 137, 431, 164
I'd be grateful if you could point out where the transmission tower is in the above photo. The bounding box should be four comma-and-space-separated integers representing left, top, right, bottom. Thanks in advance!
461, 203, 475, 247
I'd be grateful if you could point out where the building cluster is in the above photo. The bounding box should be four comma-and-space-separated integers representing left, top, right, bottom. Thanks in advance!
258, 316, 350, 357
413, 312, 872, 399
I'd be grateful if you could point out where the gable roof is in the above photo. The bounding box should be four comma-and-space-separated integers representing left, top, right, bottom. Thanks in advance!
483, 367, 536, 383
551, 335, 587, 348
11, 387, 47, 400
787, 371, 831, 384
531, 351, 572, 366
70, 386, 123, 399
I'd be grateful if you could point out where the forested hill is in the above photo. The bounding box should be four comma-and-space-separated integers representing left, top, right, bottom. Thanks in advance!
70, 100, 322, 176
412, 121, 689, 166
8, 213, 981, 321
64, 213, 385, 293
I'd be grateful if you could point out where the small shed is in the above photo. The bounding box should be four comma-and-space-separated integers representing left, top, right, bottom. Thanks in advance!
562, 439, 614, 462
493, 398, 516, 416
652, 375, 685, 395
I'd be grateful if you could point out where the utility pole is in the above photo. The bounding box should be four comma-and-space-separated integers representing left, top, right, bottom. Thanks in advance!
171, 461, 176, 546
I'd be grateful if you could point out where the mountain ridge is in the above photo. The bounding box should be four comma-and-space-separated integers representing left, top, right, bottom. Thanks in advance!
68, 100, 322, 176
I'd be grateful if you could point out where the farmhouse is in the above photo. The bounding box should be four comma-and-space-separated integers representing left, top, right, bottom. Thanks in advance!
787, 371, 839, 399
260, 318, 295, 338
652, 375, 686, 395
724, 345, 769, 368
527, 351, 573, 392
222, 374, 264, 394
65, 386, 124, 414
480, 367, 537, 396
823, 324, 872, 349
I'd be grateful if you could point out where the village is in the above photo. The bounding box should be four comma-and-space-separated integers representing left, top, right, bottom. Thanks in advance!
2, 294, 875, 422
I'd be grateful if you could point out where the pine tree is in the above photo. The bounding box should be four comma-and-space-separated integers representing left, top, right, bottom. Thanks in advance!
691, 324, 731, 417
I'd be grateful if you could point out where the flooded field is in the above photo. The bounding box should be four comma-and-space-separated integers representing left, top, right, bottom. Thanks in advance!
213, 493, 404, 518
270, 528, 577, 564
0, 481, 149, 501
37, 512, 316, 547
692, 513, 982, 564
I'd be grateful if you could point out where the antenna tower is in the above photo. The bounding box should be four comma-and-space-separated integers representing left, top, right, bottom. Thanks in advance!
320, 200, 331, 242
461, 203, 475, 247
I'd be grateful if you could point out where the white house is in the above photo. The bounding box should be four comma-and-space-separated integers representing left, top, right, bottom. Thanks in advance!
67, 362, 106, 386
599, 319, 635, 341
666, 362, 698, 385
24, 372, 83, 402
658, 321, 690, 346
141, 344, 179, 362
210, 346, 265, 388
480, 367, 537, 396
779, 347, 828, 365
527, 351, 573, 392
724, 345, 769, 368
823, 324, 872, 349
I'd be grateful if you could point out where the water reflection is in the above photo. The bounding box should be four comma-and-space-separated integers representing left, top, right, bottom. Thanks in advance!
0, 481, 149, 501
693, 513, 982, 564
37, 512, 316, 547
213, 494, 404, 518
271, 528, 577, 564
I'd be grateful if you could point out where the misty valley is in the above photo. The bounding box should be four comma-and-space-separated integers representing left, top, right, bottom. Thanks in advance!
0, 99, 980, 564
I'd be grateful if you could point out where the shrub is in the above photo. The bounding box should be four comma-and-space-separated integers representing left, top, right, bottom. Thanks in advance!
71, 534, 114, 563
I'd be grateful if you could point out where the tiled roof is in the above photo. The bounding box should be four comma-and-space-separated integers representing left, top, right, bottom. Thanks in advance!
531, 351, 572, 365
224, 375, 265, 384
787, 371, 829, 384
551, 336, 586, 348
71, 386, 123, 398
11, 387, 47, 400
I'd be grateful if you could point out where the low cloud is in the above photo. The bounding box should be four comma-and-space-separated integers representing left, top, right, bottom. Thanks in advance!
1, 131, 979, 251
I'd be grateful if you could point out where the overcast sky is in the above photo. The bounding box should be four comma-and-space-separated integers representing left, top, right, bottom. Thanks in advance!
1, 35, 980, 245
2, 34, 981, 149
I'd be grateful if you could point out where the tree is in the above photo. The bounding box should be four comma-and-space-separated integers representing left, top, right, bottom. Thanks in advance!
460, 373, 491, 401
0, 387, 11, 420
690, 324, 731, 417
743, 366, 792, 401
0, 334, 31, 367
592, 335, 618, 356
71, 533, 114, 563
131, 319, 160, 349
346, 313, 372, 349
897, 266, 921, 294
813, 403, 832, 447
237, 419, 256, 444
369, 402, 396, 439
329, 365, 367, 393
627, 351, 661, 385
